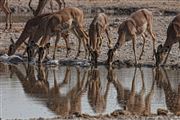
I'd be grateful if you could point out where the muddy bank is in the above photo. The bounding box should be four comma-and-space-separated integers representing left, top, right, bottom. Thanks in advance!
20, 114, 180, 120
0, 53, 180, 70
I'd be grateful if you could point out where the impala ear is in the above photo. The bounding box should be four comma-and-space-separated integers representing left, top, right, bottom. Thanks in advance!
10, 38, 15, 44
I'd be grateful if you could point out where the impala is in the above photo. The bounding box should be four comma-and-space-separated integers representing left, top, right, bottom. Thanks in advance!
107, 9, 156, 65
88, 12, 112, 64
154, 14, 180, 66
0, 0, 12, 29
8, 7, 88, 61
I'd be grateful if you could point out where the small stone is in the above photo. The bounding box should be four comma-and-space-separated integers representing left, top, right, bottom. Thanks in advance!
111, 109, 131, 117
157, 108, 168, 115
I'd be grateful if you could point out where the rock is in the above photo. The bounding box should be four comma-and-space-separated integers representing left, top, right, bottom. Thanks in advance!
111, 109, 131, 117
59, 59, 91, 67
0, 54, 9, 62
0, 54, 24, 64
157, 108, 168, 115
46, 60, 59, 65
123, 59, 134, 67
8, 55, 23, 64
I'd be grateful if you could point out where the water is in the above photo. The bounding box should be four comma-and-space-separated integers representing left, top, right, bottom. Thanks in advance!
0, 62, 180, 119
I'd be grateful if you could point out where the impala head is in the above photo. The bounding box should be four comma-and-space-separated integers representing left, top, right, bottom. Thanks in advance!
26, 41, 38, 62
38, 43, 50, 63
87, 44, 99, 64
117, 21, 129, 42
8, 38, 16, 56
154, 44, 168, 66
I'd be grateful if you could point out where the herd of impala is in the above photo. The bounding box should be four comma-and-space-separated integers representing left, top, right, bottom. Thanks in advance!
0, 0, 179, 66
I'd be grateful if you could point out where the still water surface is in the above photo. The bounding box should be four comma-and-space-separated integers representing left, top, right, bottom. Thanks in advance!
0, 62, 180, 119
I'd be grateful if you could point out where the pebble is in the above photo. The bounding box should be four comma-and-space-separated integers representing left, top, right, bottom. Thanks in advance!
157, 108, 168, 115
46, 60, 59, 65
0, 54, 23, 64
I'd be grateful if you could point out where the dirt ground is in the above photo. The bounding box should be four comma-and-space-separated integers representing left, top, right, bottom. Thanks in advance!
0, 0, 180, 65
0, 0, 180, 67
0, 1, 180, 118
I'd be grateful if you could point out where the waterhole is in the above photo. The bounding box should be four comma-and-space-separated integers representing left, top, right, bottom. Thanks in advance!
0, 62, 179, 119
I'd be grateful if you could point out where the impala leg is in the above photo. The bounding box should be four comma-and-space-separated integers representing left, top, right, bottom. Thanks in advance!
75, 27, 89, 59
139, 34, 146, 60
39, 35, 50, 47
9, 11, 12, 29
23, 34, 35, 55
83, 37, 88, 59
97, 35, 103, 51
147, 25, 156, 60
53, 33, 61, 60
79, 28, 89, 59
72, 28, 82, 59
62, 32, 71, 57
163, 47, 171, 65
132, 35, 137, 65
1, 6, 9, 29
37, 35, 50, 62
5, 1, 12, 29
79, 30, 88, 59
105, 29, 112, 48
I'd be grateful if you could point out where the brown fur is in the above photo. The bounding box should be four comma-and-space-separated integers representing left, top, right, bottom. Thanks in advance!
155, 14, 180, 65
107, 9, 156, 65
38, 7, 88, 59
29, 0, 65, 16
88, 13, 112, 64
8, 7, 87, 60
